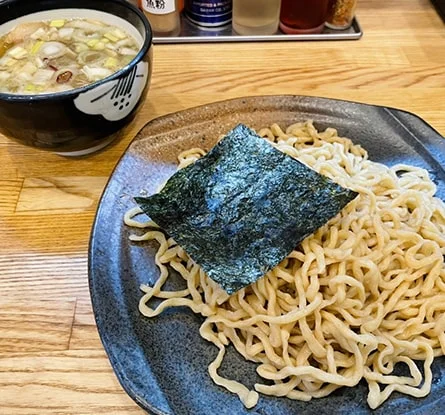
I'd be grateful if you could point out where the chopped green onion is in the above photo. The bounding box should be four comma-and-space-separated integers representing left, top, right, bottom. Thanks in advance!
31, 41, 43, 55
104, 57, 118, 69
111, 29, 126, 40
92, 42, 105, 51
103, 32, 119, 42
87, 39, 99, 48
50, 20, 66, 28
74, 43, 89, 53
30, 28, 47, 40
8, 46, 28, 59
25, 83, 36, 92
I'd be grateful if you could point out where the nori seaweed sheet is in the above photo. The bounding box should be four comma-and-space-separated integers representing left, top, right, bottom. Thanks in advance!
135, 124, 358, 294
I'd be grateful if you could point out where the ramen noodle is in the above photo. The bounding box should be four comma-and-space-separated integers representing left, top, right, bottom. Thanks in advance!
125, 121, 445, 409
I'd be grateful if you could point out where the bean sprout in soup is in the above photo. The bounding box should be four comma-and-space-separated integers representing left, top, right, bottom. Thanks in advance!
0, 18, 140, 94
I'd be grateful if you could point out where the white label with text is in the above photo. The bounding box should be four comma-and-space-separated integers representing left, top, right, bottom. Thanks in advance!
142, 0, 175, 14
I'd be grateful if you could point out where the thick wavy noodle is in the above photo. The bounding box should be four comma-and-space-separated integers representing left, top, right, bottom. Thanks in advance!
124, 121, 445, 409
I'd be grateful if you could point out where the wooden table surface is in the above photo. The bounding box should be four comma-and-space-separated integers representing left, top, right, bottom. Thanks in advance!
1, 0, 444, 413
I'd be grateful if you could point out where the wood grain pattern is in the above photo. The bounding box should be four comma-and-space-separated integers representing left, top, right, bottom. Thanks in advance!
0, 351, 145, 414
0, 0, 444, 413
16, 177, 107, 215
0, 301, 76, 352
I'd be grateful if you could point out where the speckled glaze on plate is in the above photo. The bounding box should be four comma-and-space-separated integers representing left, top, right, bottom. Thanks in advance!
89, 96, 445, 415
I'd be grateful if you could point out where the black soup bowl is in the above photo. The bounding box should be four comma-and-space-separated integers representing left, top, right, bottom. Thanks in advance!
0, 0, 153, 155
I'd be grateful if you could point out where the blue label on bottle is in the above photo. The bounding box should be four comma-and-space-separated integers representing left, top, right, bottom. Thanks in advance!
185, 0, 232, 26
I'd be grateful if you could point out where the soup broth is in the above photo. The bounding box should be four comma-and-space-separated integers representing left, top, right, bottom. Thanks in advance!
0, 18, 140, 94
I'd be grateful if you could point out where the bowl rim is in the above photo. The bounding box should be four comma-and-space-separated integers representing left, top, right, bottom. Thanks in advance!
0, 0, 152, 102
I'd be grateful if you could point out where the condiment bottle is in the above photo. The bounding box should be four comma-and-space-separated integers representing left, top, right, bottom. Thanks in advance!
233, 0, 281, 35
185, 0, 232, 28
279, 0, 330, 34
139, 0, 181, 36
326, 0, 357, 30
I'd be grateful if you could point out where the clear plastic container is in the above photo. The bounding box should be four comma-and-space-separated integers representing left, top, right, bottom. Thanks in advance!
326, 0, 358, 30
233, 0, 281, 35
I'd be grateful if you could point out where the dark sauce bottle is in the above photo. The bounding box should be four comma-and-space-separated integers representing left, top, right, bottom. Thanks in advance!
280, 0, 330, 34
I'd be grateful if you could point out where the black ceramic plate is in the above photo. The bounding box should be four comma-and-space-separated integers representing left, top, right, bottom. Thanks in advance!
89, 96, 445, 415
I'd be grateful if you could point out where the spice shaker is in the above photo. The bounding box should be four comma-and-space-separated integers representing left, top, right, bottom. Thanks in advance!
233, 0, 281, 35
280, 0, 330, 34
326, 0, 358, 30
139, 0, 181, 36
185, 0, 232, 27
